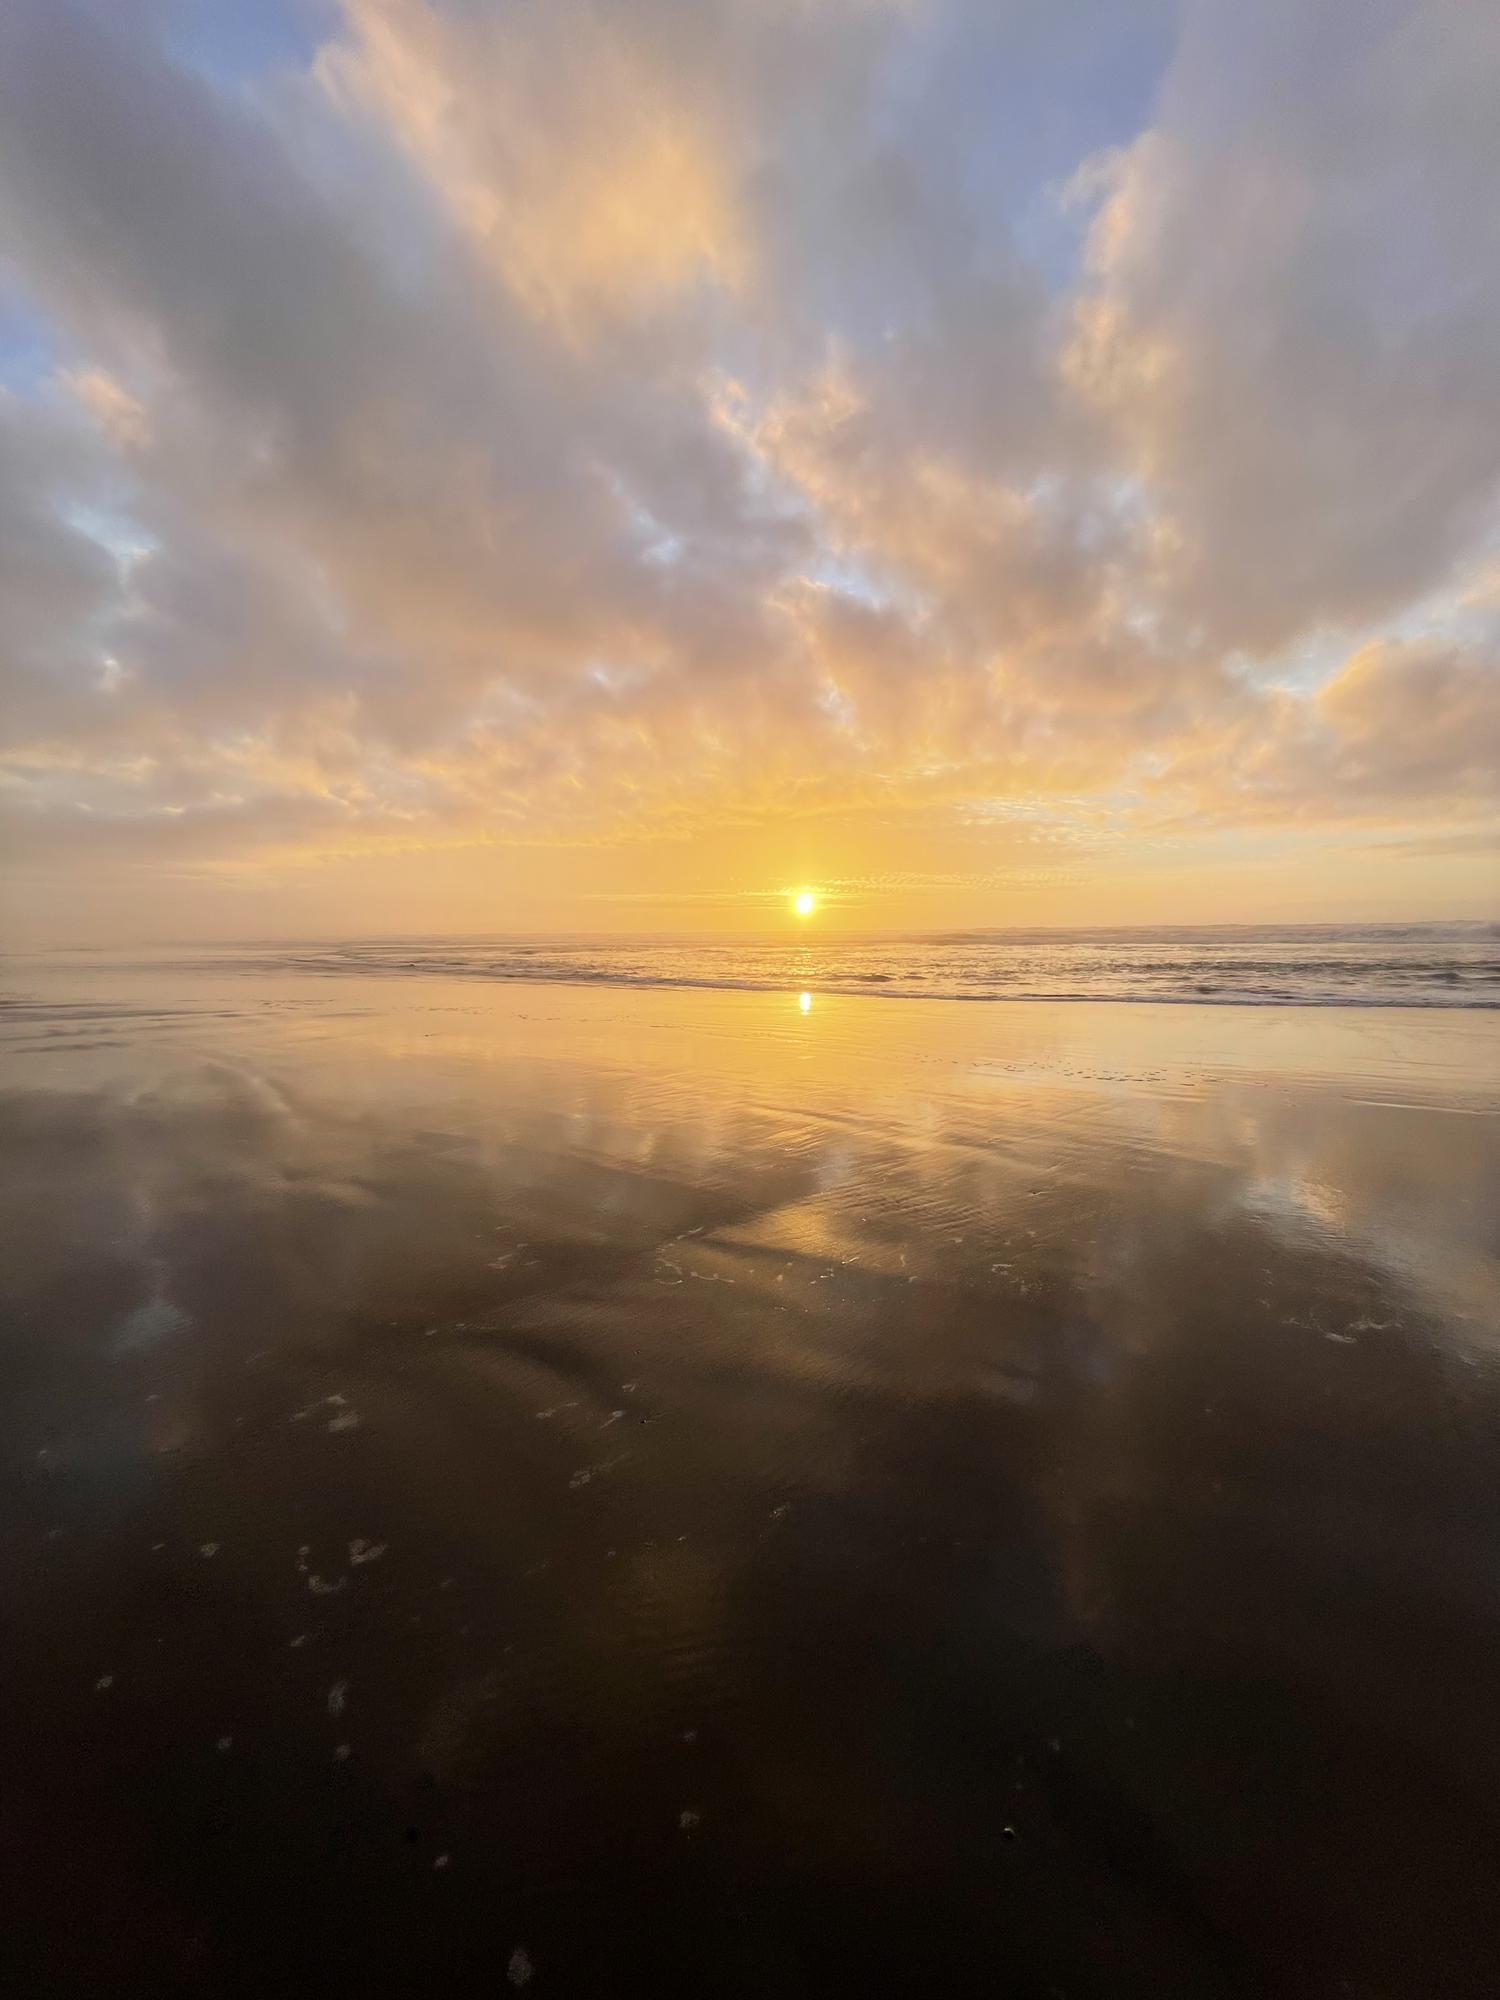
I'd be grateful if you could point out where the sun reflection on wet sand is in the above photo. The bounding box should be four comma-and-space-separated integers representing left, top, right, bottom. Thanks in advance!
1, 965, 1497, 1994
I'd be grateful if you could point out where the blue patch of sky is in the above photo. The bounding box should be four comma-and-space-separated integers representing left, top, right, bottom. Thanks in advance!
1381, 538, 1500, 650
1232, 543, 1500, 696
801, 551, 895, 614
603, 470, 691, 570
642, 529, 686, 568
752, 3, 1173, 370
1225, 629, 1350, 696
62, 500, 159, 576
876, 0, 1174, 302
163, 0, 334, 91
0, 288, 68, 400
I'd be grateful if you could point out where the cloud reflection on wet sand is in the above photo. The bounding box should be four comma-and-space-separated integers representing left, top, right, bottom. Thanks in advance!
2, 972, 1498, 1994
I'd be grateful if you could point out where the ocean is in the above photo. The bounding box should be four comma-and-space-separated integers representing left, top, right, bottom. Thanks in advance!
33, 920, 1497, 1009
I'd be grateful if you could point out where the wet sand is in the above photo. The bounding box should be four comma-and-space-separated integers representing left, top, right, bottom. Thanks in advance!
2, 970, 1498, 1996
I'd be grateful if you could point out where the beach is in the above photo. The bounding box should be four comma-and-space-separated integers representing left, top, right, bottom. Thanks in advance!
3, 961, 1498, 1996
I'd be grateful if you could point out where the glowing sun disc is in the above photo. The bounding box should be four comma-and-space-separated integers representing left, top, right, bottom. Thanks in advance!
793, 890, 816, 917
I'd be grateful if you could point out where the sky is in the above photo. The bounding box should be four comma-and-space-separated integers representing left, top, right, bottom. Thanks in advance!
1, 0, 1496, 942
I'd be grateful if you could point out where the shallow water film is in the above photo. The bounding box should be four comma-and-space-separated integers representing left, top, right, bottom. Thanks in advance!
3, 966, 1499, 1996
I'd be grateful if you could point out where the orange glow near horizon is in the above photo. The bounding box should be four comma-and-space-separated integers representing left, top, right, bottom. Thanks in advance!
0, 2, 1488, 949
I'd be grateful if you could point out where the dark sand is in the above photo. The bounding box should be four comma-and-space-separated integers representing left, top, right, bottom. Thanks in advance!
2, 967, 1498, 1996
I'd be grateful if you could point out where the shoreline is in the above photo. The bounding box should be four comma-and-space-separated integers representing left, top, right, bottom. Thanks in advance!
5, 919, 1496, 1016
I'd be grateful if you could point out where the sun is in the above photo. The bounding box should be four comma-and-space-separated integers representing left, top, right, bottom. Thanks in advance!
792, 889, 816, 918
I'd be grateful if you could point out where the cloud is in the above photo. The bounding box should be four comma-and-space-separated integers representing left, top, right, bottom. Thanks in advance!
1152, 637, 1500, 829
319, 0, 753, 336
1365, 827, 1500, 861
0, 0, 1494, 922
61, 365, 151, 449
1066, 0, 1500, 650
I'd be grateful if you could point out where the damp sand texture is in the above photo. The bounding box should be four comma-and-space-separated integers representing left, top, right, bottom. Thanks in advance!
2, 964, 1499, 1996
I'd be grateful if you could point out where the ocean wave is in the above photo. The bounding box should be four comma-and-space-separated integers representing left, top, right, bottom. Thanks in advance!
132, 958, 1500, 1009
19, 925, 1497, 1011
